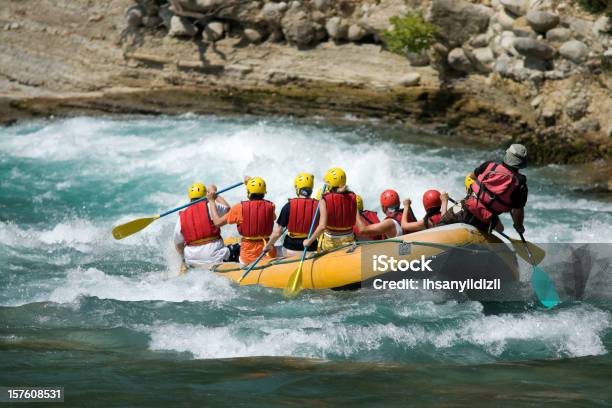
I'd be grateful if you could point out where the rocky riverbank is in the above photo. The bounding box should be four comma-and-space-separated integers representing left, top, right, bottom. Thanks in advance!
1, 0, 610, 167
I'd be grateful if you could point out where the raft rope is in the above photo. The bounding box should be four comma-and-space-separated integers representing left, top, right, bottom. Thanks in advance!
212, 238, 499, 274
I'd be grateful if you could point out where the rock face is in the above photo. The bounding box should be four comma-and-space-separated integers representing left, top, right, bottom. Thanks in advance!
559, 40, 589, 63
168, 16, 197, 37
359, 0, 407, 36
448, 48, 473, 73
243, 28, 263, 43
429, 0, 493, 48
399, 73, 421, 86
526, 10, 559, 34
204, 21, 225, 41
546, 27, 572, 43
325, 17, 348, 40
281, 8, 317, 46
513, 37, 555, 59
565, 95, 589, 121
347, 24, 366, 42
500, 0, 528, 16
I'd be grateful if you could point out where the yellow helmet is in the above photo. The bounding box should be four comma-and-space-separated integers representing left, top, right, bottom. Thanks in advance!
188, 182, 206, 200
294, 172, 314, 196
324, 167, 347, 188
355, 194, 364, 211
465, 174, 475, 193
246, 176, 267, 198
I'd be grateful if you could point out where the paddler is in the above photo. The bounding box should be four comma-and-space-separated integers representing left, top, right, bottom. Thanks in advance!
303, 167, 358, 251
209, 176, 277, 265
439, 144, 529, 234
263, 172, 319, 256
354, 189, 416, 239
174, 183, 237, 271
400, 189, 448, 233
353, 194, 384, 241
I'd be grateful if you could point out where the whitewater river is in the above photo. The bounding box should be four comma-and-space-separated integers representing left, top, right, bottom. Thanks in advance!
1, 115, 611, 406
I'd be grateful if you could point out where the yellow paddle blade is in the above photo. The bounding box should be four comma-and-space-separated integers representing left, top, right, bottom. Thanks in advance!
510, 238, 545, 265
284, 262, 304, 298
112, 215, 159, 240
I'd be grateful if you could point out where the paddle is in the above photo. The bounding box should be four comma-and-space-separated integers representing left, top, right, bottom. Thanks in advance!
447, 197, 545, 265
520, 232, 560, 309
238, 249, 268, 284
112, 181, 243, 240
283, 186, 326, 297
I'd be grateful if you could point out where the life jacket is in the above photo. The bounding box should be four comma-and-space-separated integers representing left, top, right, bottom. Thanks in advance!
424, 209, 442, 229
466, 162, 519, 222
179, 201, 221, 246
287, 197, 319, 238
323, 191, 357, 233
237, 200, 275, 239
385, 208, 415, 231
354, 210, 384, 240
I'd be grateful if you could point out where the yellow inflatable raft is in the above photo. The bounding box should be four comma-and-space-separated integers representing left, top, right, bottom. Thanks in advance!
212, 224, 519, 291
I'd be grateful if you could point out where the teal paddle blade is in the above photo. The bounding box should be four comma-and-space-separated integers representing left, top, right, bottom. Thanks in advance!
531, 266, 560, 308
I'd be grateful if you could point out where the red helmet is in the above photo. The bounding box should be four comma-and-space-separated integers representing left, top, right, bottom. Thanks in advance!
380, 189, 400, 209
422, 189, 442, 210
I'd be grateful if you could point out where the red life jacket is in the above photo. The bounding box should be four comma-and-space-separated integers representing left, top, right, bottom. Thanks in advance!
237, 200, 275, 238
385, 208, 415, 231
287, 197, 319, 238
466, 162, 519, 222
179, 201, 221, 246
354, 210, 384, 240
323, 191, 357, 233
424, 212, 442, 229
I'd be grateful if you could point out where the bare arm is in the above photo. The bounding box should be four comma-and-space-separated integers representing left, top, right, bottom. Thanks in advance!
359, 219, 398, 237
511, 208, 525, 233
207, 190, 228, 227
400, 199, 413, 232
440, 192, 448, 215
403, 219, 426, 233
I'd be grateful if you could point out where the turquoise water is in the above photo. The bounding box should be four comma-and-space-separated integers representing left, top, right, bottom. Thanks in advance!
1, 115, 612, 406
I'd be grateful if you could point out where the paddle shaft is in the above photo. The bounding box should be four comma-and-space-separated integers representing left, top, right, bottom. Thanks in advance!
159, 181, 244, 218
239, 249, 268, 282
518, 232, 535, 265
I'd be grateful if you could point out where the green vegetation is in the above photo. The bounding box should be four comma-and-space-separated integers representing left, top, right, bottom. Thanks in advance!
574, 0, 612, 18
381, 12, 438, 55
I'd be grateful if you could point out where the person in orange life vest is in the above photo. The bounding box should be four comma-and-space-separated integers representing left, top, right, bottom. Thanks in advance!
355, 189, 416, 239
209, 176, 277, 265
303, 167, 359, 251
400, 190, 449, 233
263, 173, 319, 257
174, 183, 233, 270
439, 144, 529, 233
353, 194, 384, 241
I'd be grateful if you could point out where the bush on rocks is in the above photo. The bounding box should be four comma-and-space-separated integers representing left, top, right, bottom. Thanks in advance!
381, 12, 438, 54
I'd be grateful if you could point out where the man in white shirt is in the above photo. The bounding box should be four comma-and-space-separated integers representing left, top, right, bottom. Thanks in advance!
174, 183, 237, 270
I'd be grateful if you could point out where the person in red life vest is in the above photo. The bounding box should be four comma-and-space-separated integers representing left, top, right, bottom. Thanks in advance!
439, 144, 529, 233
209, 176, 277, 265
400, 190, 449, 233
263, 172, 319, 257
303, 167, 359, 251
353, 194, 384, 241
355, 189, 416, 239
174, 183, 237, 271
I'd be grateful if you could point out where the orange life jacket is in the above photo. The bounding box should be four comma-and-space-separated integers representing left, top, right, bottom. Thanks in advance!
237, 200, 275, 239
466, 162, 519, 222
179, 201, 221, 246
323, 191, 357, 233
287, 197, 319, 238
354, 210, 384, 240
